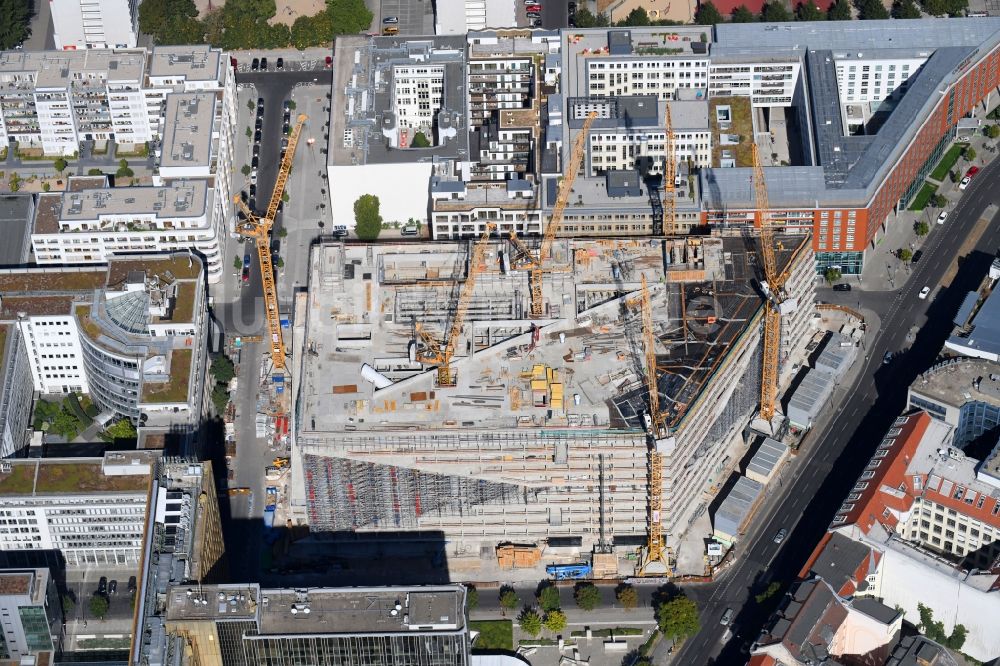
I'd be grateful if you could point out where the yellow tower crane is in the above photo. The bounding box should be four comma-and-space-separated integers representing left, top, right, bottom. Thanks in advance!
416, 222, 497, 386
509, 111, 598, 317
662, 103, 677, 236
233, 114, 308, 370
638, 274, 670, 574
751, 143, 794, 425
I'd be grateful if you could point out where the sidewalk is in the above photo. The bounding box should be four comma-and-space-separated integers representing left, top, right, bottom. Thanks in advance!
860, 101, 1000, 291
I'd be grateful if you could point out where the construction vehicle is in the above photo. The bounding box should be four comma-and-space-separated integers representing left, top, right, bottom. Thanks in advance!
509, 111, 598, 317
265, 486, 278, 511
661, 103, 677, 236
637, 275, 671, 575
750, 144, 797, 431
272, 457, 289, 469
415, 223, 496, 386
546, 563, 592, 580
232, 114, 308, 370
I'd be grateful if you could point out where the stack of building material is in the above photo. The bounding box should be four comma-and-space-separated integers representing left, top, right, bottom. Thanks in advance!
496, 543, 542, 569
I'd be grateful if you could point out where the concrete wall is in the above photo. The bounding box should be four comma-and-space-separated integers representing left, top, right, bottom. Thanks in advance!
329, 162, 433, 231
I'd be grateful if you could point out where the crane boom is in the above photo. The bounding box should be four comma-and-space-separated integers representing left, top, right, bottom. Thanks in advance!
639, 275, 669, 573
231, 114, 308, 370
510, 111, 597, 318
663, 104, 676, 236
417, 223, 496, 386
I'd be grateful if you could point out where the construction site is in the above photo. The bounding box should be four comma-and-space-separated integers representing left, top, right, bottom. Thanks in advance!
288, 227, 816, 579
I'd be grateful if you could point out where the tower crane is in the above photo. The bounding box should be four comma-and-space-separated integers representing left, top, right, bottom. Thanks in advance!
662, 103, 677, 236
415, 222, 496, 386
509, 111, 598, 317
232, 114, 308, 370
637, 274, 670, 574
751, 143, 795, 427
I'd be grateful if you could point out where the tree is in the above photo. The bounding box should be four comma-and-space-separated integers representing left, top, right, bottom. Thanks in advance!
326, 0, 374, 34
574, 583, 601, 611
466, 586, 478, 610
824, 267, 842, 285
947, 624, 967, 650
246, 127, 253, 139
827, 0, 853, 19
695, 0, 724, 23
754, 581, 783, 603
0, 0, 31, 50
891, 0, 922, 17
656, 593, 700, 642
921, 0, 964, 14
856, 0, 889, 19
277, 227, 289, 238
89, 594, 109, 619
950, 169, 960, 183
211, 385, 229, 413
42, 182, 51, 192
796, 0, 825, 18
518, 607, 542, 636
573, 7, 610, 26
499, 587, 519, 616
931, 193, 947, 208
354, 194, 383, 241
616, 584, 639, 610
54, 157, 68, 174
914, 220, 930, 236
617, 7, 651, 25
731, 4, 757, 21
116, 165, 134, 179
544, 609, 567, 633
538, 585, 561, 612
138, 0, 203, 44
761, 1, 792, 20
275, 257, 285, 269
62, 594, 76, 616
281, 191, 290, 203
247, 100, 256, 111
898, 248, 913, 262
88, 168, 104, 176
987, 124, 1000, 139
291, 11, 333, 49
234, 255, 243, 271
411, 131, 431, 148
964, 147, 977, 162
99, 419, 138, 443
242, 164, 252, 176
211, 354, 236, 384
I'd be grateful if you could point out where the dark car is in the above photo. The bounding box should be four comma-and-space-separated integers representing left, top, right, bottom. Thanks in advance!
251, 58, 260, 71
283, 99, 291, 112
568, 16, 577, 26
283, 111, 291, 124
833, 283, 851, 292
883, 351, 893, 365
276, 57, 284, 70
532, 18, 543, 25
249, 184, 256, 197
242, 267, 250, 283
912, 250, 923, 263
240, 191, 248, 204
128, 576, 137, 593
255, 117, 262, 129
243, 254, 251, 268
260, 57, 268, 70
109, 580, 118, 595
251, 156, 259, 168
253, 144, 260, 157
325, 56, 333, 68
568, 0, 576, 8
98, 577, 108, 595
254, 130, 262, 143
257, 96, 264, 109
283, 121, 290, 135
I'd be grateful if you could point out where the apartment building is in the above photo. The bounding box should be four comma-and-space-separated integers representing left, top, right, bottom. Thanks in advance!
0, 453, 154, 568
31, 180, 224, 281
430, 169, 542, 238
51, 0, 140, 51
0, 324, 34, 458
0, 254, 208, 427
0, 568, 62, 662
708, 59, 800, 106
0, 45, 234, 160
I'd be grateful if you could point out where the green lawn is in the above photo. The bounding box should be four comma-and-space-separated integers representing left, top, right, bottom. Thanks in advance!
909, 182, 937, 211
470, 619, 513, 651
930, 143, 968, 181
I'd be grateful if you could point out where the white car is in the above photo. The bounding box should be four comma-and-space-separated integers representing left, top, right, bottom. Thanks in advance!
960, 176, 972, 190
250, 169, 257, 185
937, 210, 948, 224
919, 286, 931, 300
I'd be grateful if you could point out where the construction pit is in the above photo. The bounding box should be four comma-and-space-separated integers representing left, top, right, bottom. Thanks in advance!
289, 232, 816, 581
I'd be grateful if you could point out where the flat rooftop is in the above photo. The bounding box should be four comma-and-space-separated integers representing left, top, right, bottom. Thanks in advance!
148, 46, 222, 82
910, 356, 1000, 409
159, 93, 217, 169
0, 49, 146, 87
300, 233, 807, 436
0, 195, 33, 267
0, 459, 150, 496
33, 181, 208, 233
0, 255, 202, 297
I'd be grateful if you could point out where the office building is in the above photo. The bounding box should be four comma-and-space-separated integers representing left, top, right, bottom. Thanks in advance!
0, 453, 154, 568
0, 323, 34, 458
51, 0, 140, 51
0, 567, 62, 663
0, 254, 209, 426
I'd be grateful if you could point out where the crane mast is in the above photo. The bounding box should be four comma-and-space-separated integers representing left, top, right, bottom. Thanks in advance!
416, 223, 496, 386
510, 111, 598, 317
663, 103, 676, 236
232, 114, 308, 370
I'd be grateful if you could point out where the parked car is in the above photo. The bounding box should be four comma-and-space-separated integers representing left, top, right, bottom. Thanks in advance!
250, 169, 257, 184
526, 3, 541, 10
255, 117, 262, 129
966, 165, 980, 178
325, 56, 333, 68
332, 225, 349, 237
532, 18, 543, 25
243, 254, 251, 268
773, 529, 787, 544
833, 283, 851, 292
98, 577, 108, 595
254, 130, 262, 143
260, 57, 268, 70
253, 144, 260, 157
127, 576, 137, 593
242, 267, 250, 283
919, 286, 931, 299
382, 15, 399, 23
527, 11, 541, 18
252, 156, 259, 168
960, 175, 972, 190
721, 608, 735, 626
568, 0, 577, 8
568, 16, 577, 26
251, 58, 260, 71
109, 580, 118, 596
283, 99, 291, 112
257, 97, 264, 110
912, 250, 923, 263
401, 224, 419, 236
249, 184, 256, 197
276, 57, 284, 70
937, 210, 948, 224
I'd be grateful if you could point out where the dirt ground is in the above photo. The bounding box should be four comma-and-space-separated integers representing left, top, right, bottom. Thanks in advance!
270, 0, 325, 26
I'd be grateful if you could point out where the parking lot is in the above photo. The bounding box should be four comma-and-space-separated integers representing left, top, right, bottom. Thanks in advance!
376, 0, 434, 35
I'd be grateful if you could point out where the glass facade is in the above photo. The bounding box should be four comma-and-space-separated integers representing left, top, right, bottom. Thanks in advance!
815, 251, 863, 276
956, 401, 1000, 447
78, 336, 141, 420
17, 606, 53, 653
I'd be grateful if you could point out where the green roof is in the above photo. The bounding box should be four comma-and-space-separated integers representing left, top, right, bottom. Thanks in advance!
141, 348, 192, 404
0, 461, 150, 496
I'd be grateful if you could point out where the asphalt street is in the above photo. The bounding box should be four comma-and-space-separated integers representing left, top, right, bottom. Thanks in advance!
542, 0, 570, 29
676, 158, 1000, 665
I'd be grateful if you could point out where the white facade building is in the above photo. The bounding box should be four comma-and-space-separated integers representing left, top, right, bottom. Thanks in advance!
17, 316, 90, 395
708, 60, 801, 106
51, 0, 140, 50
393, 65, 446, 131
586, 57, 710, 100
435, 0, 516, 35
834, 54, 924, 105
